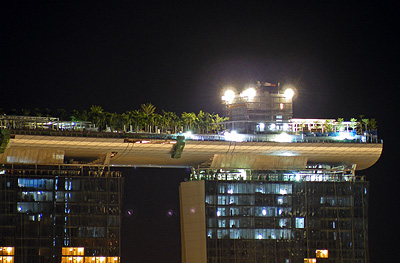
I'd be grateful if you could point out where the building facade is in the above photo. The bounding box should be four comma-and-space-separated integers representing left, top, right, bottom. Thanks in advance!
0, 164, 122, 263
222, 82, 294, 133
181, 165, 369, 263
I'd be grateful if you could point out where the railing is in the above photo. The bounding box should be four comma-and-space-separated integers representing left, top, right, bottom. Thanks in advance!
7, 128, 382, 144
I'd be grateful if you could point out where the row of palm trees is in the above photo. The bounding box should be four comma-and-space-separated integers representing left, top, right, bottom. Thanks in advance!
1, 104, 228, 134
86, 104, 229, 134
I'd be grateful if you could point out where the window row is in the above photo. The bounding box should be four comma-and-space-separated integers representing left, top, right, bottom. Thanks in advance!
207, 206, 293, 217
206, 195, 292, 206
207, 228, 294, 240
209, 183, 293, 195
15, 178, 120, 192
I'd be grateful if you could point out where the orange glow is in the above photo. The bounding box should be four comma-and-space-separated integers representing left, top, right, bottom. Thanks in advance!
316, 249, 329, 258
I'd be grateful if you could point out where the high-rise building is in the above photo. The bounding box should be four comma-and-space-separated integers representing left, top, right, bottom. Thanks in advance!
0, 82, 382, 262
179, 83, 378, 263
180, 165, 369, 263
0, 164, 122, 263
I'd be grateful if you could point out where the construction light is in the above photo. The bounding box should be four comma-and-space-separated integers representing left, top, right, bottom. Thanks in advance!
284, 88, 295, 99
240, 87, 256, 100
222, 89, 236, 104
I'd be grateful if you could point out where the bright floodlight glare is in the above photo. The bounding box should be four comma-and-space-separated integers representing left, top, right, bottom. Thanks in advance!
284, 88, 295, 99
222, 89, 236, 103
240, 87, 256, 99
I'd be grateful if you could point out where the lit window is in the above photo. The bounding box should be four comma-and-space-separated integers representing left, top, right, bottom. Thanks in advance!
295, 217, 304, 228
304, 259, 316, 263
262, 209, 267, 216
316, 249, 328, 258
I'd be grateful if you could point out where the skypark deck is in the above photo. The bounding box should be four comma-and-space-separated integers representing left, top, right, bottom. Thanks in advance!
7, 128, 380, 144
0, 129, 383, 171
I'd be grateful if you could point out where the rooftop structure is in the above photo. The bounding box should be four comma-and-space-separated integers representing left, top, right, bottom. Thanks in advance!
222, 82, 294, 133
179, 83, 379, 263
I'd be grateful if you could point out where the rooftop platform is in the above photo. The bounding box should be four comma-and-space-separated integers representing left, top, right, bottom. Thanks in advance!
0, 130, 383, 170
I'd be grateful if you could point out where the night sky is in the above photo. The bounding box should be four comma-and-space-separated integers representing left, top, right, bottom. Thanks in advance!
2, 1, 398, 262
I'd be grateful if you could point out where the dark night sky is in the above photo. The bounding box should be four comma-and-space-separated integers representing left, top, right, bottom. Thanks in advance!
1, 1, 399, 262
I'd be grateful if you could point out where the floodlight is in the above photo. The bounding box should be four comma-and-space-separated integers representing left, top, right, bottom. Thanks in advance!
222, 89, 236, 103
240, 87, 256, 100
284, 88, 295, 99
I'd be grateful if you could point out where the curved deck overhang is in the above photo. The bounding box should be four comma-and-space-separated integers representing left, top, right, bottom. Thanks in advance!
0, 135, 383, 170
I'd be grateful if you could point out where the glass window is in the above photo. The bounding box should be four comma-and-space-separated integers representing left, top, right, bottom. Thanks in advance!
218, 219, 226, 228
295, 217, 305, 228
316, 249, 328, 258
108, 216, 119, 226
279, 218, 291, 228
18, 179, 53, 190
230, 219, 239, 228
85, 227, 106, 237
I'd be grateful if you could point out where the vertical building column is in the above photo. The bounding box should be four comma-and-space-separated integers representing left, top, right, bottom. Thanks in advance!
179, 180, 207, 263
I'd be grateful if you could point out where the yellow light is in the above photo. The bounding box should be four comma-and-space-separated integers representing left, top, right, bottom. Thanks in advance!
316, 249, 329, 258
99, 257, 105, 262
304, 259, 316, 263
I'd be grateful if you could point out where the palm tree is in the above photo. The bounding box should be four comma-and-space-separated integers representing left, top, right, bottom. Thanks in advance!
128, 110, 144, 132
350, 118, 357, 132
212, 114, 228, 133
89, 105, 105, 130
71, 109, 81, 122
120, 112, 130, 132
369, 118, 377, 130
181, 112, 197, 132
323, 120, 333, 133
160, 110, 174, 133
140, 103, 156, 132
197, 110, 211, 134
151, 113, 162, 133
168, 111, 180, 133
336, 118, 344, 132
105, 112, 119, 131
361, 118, 369, 133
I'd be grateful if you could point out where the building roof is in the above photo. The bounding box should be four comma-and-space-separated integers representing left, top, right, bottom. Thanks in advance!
0, 134, 382, 170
